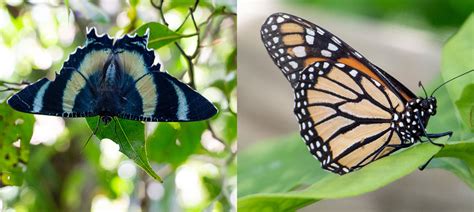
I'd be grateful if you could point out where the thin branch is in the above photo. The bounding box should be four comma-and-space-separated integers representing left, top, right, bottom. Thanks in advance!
151, 0, 168, 26
0, 80, 30, 92
206, 120, 228, 149
189, 9, 201, 59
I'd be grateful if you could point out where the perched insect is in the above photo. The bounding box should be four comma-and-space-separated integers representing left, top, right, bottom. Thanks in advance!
8, 27, 217, 124
260, 13, 460, 175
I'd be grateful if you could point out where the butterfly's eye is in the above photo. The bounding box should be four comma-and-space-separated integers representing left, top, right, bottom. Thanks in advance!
420, 100, 429, 109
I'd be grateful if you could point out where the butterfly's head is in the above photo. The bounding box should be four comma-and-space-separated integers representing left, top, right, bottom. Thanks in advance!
421, 97, 437, 116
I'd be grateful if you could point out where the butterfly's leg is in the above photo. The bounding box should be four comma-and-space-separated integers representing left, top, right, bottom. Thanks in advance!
416, 112, 445, 147
415, 112, 449, 171
419, 157, 434, 170
426, 131, 453, 139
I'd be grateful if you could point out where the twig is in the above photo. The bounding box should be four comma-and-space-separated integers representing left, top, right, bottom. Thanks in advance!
206, 120, 228, 149
0, 80, 31, 92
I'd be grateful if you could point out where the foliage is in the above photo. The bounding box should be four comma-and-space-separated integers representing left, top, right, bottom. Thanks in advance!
0, 101, 35, 187
0, 0, 236, 211
237, 12, 474, 211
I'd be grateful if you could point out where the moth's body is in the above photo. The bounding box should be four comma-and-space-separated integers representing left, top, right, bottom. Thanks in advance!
8, 28, 217, 125
96, 54, 125, 122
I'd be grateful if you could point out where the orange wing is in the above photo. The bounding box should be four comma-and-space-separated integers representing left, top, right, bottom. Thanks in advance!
260, 12, 416, 102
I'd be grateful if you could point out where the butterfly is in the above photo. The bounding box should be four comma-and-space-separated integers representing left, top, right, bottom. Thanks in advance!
8, 27, 217, 124
260, 13, 453, 175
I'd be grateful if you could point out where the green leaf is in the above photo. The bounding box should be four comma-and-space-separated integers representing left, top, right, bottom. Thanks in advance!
442, 12, 474, 131
429, 157, 474, 188
129, 0, 140, 7
238, 134, 447, 211
86, 117, 162, 182
455, 84, 474, 131
147, 122, 206, 167
226, 48, 237, 72
435, 142, 474, 174
238, 134, 328, 198
136, 22, 191, 50
0, 100, 35, 186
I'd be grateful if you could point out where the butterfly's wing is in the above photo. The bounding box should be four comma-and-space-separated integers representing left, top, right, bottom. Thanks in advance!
260, 12, 417, 101
113, 33, 217, 122
295, 61, 411, 174
7, 28, 112, 117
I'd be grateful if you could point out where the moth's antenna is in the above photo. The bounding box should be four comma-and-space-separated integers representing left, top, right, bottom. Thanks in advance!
81, 117, 101, 152
418, 81, 428, 98
431, 69, 474, 96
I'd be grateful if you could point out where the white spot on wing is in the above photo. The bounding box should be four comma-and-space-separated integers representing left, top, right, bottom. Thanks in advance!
293, 46, 306, 57
328, 43, 338, 51
316, 27, 325, 35
349, 70, 358, 77
321, 50, 332, 57
331, 36, 342, 45
306, 35, 314, 44
289, 61, 298, 69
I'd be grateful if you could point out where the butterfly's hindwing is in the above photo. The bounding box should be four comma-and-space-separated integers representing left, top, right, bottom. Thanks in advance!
294, 60, 410, 174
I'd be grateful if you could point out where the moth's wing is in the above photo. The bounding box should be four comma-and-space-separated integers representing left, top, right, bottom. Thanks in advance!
113, 33, 217, 122
7, 27, 113, 117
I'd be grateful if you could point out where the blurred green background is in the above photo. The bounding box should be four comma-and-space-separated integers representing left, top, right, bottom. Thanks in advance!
0, 0, 236, 211
292, 0, 473, 31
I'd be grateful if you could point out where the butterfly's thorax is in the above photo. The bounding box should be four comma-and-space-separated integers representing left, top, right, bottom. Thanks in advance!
393, 97, 437, 144
96, 54, 124, 116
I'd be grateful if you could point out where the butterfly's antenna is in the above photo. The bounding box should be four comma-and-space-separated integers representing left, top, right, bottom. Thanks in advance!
418, 81, 428, 98
431, 69, 474, 96
81, 117, 101, 152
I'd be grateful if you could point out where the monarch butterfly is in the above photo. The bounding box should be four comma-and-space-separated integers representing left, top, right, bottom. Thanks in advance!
260, 13, 459, 175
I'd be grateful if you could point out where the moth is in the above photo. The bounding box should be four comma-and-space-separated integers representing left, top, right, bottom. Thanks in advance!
8, 28, 217, 124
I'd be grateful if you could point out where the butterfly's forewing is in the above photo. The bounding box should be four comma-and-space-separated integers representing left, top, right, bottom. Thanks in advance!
261, 13, 423, 174
260, 13, 417, 101
7, 28, 112, 118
